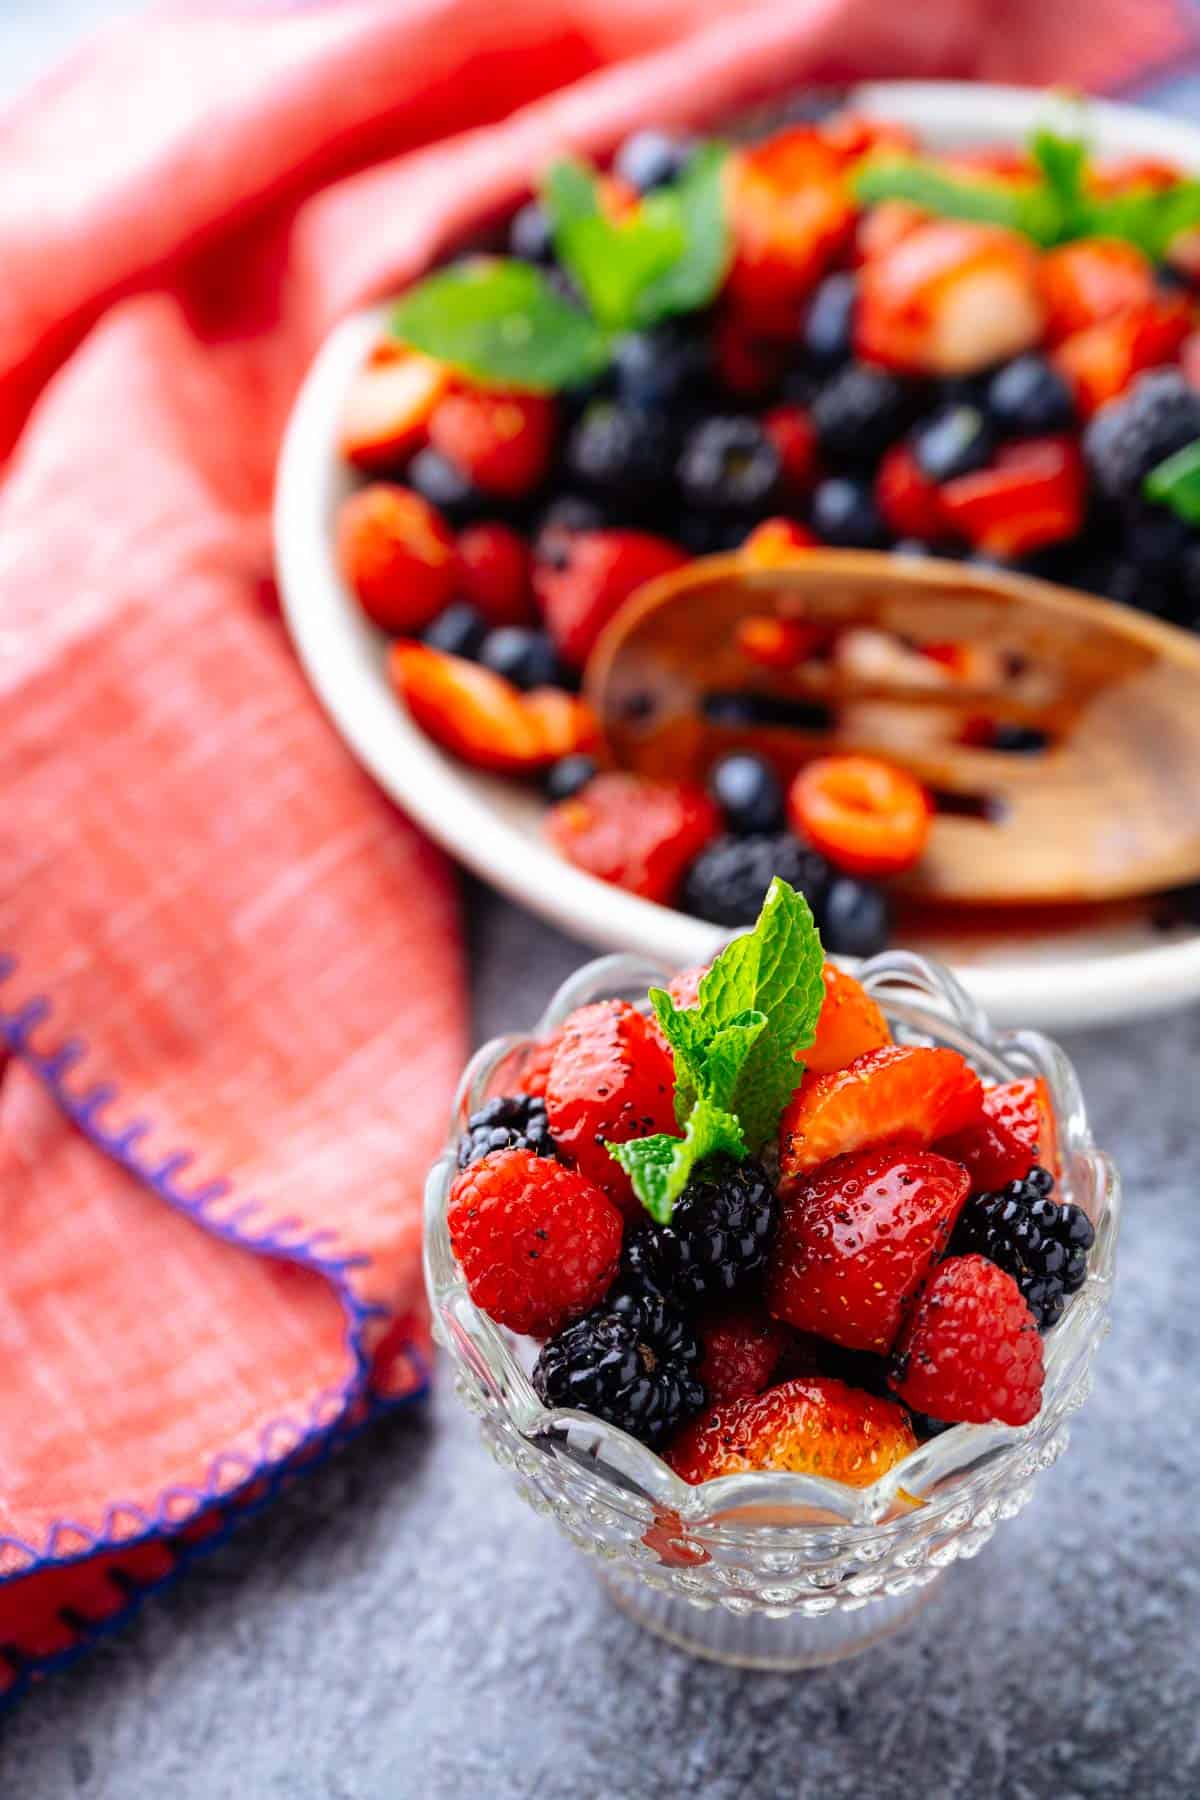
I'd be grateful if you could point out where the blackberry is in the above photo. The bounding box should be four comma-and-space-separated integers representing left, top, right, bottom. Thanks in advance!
422, 602, 487, 659
682, 832, 833, 928
457, 1094, 560, 1169
1084, 369, 1200, 503
407, 447, 486, 525
612, 320, 712, 416
986, 354, 1074, 437
532, 1286, 705, 1447
478, 626, 563, 690
949, 1165, 1095, 1332
810, 475, 888, 548
820, 875, 892, 958
908, 1410, 954, 1442
911, 404, 995, 483
811, 364, 913, 468
564, 401, 676, 498
677, 416, 782, 515
544, 753, 598, 802
624, 1154, 777, 1309
707, 751, 785, 835
613, 128, 695, 194
1120, 500, 1194, 575
802, 273, 857, 370
508, 201, 556, 265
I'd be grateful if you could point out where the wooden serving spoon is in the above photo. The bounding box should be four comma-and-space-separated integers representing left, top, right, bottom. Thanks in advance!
585, 550, 1200, 905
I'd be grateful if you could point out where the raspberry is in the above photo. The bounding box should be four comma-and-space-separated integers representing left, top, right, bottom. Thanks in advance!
447, 1147, 622, 1337
767, 1146, 970, 1354
624, 1154, 777, 1307
457, 1094, 559, 1169
888, 1254, 1044, 1426
697, 1308, 786, 1402
532, 1286, 705, 1448
948, 1166, 1094, 1331
667, 1375, 916, 1487
544, 1000, 677, 1218
454, 522, 535, 628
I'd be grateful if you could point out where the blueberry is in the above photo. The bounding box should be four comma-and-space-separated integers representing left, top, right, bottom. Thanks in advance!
811, 365, 913, 468
565, 400, 676, 498
911, 404, 995, 483
986, 355, 1075, 437
612, 321, 712, 416
802, 273, 857, 369
707, 752, 785, 835
422, 603, 487, 659
612, 128, 694, 194
820, 876, 892, 958
544, 754, 599, 802
407, 448, 485, 525
534, 494, 610, 564
810, 476, 888, 548
508, 201, 556, 264
478, 627, 562, 690
677, 416, 782, 515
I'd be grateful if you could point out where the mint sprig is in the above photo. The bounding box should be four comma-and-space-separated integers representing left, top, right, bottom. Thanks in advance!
1145, 438, 1200, 524
608, 879, 825, 1224
389, 258, 609, 393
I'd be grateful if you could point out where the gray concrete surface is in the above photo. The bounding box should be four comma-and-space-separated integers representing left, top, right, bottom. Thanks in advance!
2, 889, 1199, 1799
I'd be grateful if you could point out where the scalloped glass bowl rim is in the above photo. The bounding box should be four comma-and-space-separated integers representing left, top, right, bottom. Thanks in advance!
425, 948, 1119, 1530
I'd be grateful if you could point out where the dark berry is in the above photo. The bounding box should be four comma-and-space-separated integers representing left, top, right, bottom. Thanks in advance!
532, 1286, 705, 1447
986, 354, 1075, 437
1084, 369, 1200, 503
892, 538, 952, 559
948, 1165, 1095, 1332
702, 691, 834, 732
1121, 500, 1194, 574
457, 1094, 560, 1169
565, 400, 676, 498
625, 1154, 777, 1309
811, 365, 913, 468
676, 512, 757, 555
802, 273, 857, 369
613, 128, 694, 194
987, 723, 1051, 754
810, 476, 888, 548
407, 447, 486, 525
682, 832, 832, 928
422, 602, 487, 659
908, 1410, 955, 1441
478, 626, 562, 690
544, 754, 599, 802
911, 404, 995, 483
1094, 557, 1174, 616
707, 751, 785, 835
534, 494, 611, 564
677, 416, 782, 515
820, 875, 892, 958
508, 201, 556, 265
612, 321, 712, 416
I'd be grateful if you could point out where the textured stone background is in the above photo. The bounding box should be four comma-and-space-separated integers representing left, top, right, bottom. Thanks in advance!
3, 7, 1200, 1796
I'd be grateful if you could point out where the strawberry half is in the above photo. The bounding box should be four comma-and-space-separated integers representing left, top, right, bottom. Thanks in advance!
545, 999, 677, 1219
938, 1076, 1058, 1189
888, 1254, 1044, 1426
534, 529, 689, 668
857, 219, 1045, 377
337, 484, 456, 633
339, 344, 447, 471
667, 1375, 916, 1487
803, 964, 892, 1075
388, 643, 594, 773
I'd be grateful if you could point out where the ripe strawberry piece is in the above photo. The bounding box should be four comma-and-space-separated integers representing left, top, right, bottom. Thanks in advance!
388, 642, 541, 772
740, 519, 819, 568
339, 344, 447, 471
1039, 238, 1155, 342
447, 1146, 622, 1337
888, 1253, 1044, 1426
855, 198, 925, 264
818, 112, 918, 163
1053, 296, 1191, 416
938, 435, 1086, 558
667, 1375, 916, 1487
535, 530, 689, 667
455, 522, 535, 627
428, 387, 555, 497
938, 1076, 1058, 1188
337, 484, 455, 632
735, 611, 825, 665
804, 964, 891, 1076
725, 129, 855, 335
876, 443, 947, 541
767, 1146, 970, 1353
544, 772, 719, 904
779, 1044, 984, 1189
788, 754, 932, 878
516, 1031, 564, 1099
857, 220, 1045, 377
763, 405, 819, 495
697, 1308, 787, 1402
522, 688, 600, 763
544, 999, 677, 1218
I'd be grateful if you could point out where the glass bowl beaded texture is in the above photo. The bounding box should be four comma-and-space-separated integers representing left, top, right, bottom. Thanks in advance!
424, 950, 1119, 1669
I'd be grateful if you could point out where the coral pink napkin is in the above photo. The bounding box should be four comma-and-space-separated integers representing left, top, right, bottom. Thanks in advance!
0, 0, 1191, 1698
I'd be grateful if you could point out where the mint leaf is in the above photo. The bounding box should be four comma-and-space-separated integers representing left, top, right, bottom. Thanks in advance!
648, 990, 765, 1121
1145, 438, 1200, 523
630, 143, 732, 325
607, 1097, 745, 1225
390, 259, 610, 392
1029, 127, 1089, 238
1086, 180, 1200, 261
852, 157, 1059, 243
541, 158, 601, 229
558, 210, 685, 331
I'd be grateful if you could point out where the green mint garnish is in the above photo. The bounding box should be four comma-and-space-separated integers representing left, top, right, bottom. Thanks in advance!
1144, 438, 1200, 524
389, 147, 730, 391
608, 878, 825, 1224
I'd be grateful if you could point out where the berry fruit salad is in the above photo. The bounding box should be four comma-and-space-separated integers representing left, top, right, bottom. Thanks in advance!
335, 102, 1200, 950
442, 880, 1097, 1488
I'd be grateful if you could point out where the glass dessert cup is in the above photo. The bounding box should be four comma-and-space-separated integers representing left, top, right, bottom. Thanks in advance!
424, 950, 1119, 1670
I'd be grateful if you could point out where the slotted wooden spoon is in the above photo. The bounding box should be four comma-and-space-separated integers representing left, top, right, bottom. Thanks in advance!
585, 551, 1200, 905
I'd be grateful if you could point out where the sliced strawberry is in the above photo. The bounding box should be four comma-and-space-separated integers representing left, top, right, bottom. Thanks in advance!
725, 129, 854, 335
1053, 295, 1192, 416
888, 1254, 1044, 1427
938, 435, 1086, 557
818, 112, 918, 163
337, 484, 455, 632
534, 530, 689, 667
428, 387, 556, 497
339, 344, 447, 471
388, 642, 540, 772
876, 443, 947, 541
763, 405, 819, 495
455, 522, 535, 627
666, 1375, 916, 1487
768, 1145, 970, 1352
788, 754, 932, 878
545, 772, 719, 904
522, 688, 600, 762
857, 219, 1045, 376
1039, 238, 1156, 342
938, 1076, 1058, 1189
545, 999, 677, 1217
804, 963, 892, 1075
779, 1044, 984, 1189
740, 519, 819, 569
855, 198, 926, 265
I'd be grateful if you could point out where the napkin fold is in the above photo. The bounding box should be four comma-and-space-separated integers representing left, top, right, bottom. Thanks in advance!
0, 0, 1192, 1701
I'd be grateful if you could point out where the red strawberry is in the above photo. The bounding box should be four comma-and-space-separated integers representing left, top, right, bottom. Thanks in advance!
455, 522, 535, 627
938, 436, 1086, 558
725, 129, 854, 335
763, 405, 819, 494
740, 519, 819, 568
447, 1147, 623, 1337
938, 1076, 1058, 1189
876, 444, 947, 541
521, 688, 600, 763
534, 530, 689, 667
779, 1044, 984, 1190
516, 1031, 564, 1099
804, 964, 892, 1076
767, 1146, 970, 1353
337, 484, 455, 632
428, 387, 555, 497
1039, 238, 1155, 342
544, 772, 719, 904
1053, 295, 1191, 416
697, 1308, 787, 1402
888, 1254, 1044, 1426
545, 999, 677, 1218
339, 344, 447, 470
734, 612, 826, 666
667, 1376, 916, 1487
857, 220, 1045, 377
388, 643, 548, 773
